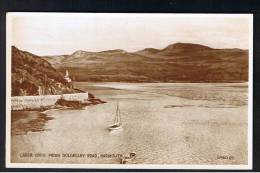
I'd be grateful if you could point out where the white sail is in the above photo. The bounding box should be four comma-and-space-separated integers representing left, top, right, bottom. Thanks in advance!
108, 101, 122, 130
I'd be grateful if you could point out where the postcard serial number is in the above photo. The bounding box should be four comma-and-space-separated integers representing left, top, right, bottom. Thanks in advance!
217, 155, 234, 160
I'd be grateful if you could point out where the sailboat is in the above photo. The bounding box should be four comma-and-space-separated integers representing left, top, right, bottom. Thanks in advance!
108, 101, 122, 130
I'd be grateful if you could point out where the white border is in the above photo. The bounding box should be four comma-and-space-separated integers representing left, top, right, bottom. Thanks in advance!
5, 13, 253, 170
6, 12, 12, 168
248, 14, 253, 171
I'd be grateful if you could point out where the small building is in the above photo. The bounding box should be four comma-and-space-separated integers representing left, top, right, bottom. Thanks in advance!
64, 70, 73, 88
64, 70, 72, 83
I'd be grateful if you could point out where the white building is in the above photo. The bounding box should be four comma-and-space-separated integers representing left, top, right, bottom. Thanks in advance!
64, 70, 72, 83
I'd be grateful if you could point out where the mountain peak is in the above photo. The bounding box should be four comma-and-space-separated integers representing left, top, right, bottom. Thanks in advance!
138, 48, 160, 54
71, 50, 92, 57
163, 42, 213, 51
99, 49, 127, 54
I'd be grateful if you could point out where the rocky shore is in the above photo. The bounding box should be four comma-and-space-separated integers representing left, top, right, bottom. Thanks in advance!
54, 98, 107, 109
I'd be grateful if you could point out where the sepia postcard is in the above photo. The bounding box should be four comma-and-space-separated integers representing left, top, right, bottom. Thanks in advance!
6, 13, 253, 169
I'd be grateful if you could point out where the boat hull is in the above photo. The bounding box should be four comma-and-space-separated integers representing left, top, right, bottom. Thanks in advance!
108, 125, 122, 130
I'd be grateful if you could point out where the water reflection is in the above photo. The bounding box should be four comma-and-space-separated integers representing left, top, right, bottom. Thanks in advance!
11, 111, 54, 135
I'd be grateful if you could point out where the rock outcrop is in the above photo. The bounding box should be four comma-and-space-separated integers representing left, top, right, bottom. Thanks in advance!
11, 46, 79, 96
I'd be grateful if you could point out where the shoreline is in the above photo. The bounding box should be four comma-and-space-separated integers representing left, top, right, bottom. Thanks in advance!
11, 92, 106, 111
11, 98, 107, 112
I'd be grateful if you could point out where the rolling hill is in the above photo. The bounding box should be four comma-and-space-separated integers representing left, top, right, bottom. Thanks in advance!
41, 42, 248, 83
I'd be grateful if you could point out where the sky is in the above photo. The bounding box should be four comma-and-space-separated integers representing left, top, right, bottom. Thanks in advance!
9, 13, 252, 56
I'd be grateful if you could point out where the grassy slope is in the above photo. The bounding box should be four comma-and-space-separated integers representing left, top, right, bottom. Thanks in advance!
12, 46, 77, 96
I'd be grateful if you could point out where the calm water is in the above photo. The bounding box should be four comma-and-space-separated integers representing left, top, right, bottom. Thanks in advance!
11, 82, 248, 165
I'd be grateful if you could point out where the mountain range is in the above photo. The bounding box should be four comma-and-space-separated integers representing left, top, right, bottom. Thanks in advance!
42, 43, 248, 83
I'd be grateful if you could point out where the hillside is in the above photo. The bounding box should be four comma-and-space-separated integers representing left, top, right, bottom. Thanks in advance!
43, 42, 248, 83
11, 46, 78, 96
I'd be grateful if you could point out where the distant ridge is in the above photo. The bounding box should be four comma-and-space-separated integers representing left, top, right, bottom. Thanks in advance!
39, 42, 248, 83
163, 42, 213, 51
99, 49, 127, 54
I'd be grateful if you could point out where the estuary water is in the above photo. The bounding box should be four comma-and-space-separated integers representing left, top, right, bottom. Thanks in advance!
11, 82, 248, 165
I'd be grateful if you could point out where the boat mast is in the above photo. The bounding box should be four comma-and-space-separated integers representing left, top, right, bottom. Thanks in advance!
114, 101, 118, 124
117, 101, 121, 125
114, 101, 121, 125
